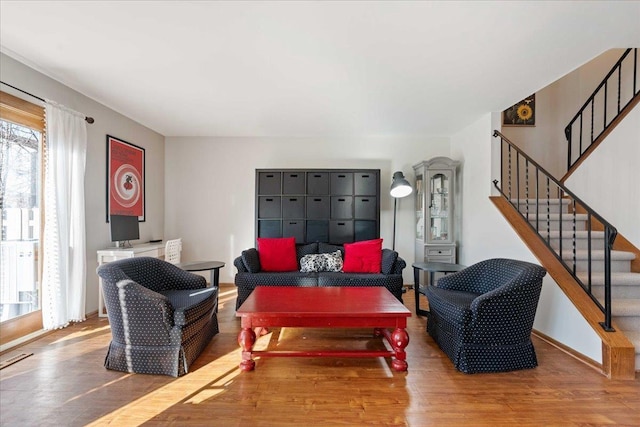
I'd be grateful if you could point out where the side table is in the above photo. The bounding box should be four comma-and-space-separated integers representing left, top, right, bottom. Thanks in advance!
176, 260, 225, 288
412, 262, 466, 316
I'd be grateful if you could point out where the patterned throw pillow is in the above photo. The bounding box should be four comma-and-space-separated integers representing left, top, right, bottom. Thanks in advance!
300, 250, 343, 273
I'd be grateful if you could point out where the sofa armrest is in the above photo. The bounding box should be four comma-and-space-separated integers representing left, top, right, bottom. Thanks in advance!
391, 256, 406, 275
241, 248, 261, 273
234, 256, 248, 273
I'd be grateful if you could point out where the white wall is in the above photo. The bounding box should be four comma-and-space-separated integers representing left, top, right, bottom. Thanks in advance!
0, 53, 165, 315
450, 113, 602, 362
565, 103, 640, 247
164, 136, 450, 284
501, 49, 625, 179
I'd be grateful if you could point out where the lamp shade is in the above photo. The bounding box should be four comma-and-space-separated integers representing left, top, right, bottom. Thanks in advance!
390, 171, 413, 198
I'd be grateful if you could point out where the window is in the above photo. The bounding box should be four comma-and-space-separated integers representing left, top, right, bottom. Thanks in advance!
0, 91, 45, 345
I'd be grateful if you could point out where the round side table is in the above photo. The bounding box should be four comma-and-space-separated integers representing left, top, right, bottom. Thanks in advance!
412, 262, 466, 316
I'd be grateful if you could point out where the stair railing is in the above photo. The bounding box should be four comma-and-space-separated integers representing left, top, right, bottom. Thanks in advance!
493, 130, 617, 331
565, 48, 639, 172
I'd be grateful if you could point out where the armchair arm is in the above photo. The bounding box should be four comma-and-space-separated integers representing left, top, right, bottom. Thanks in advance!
436, 267, 484, 292
112, 280, 180, 346
435, 262, 495, 293
468, 280, 543, 344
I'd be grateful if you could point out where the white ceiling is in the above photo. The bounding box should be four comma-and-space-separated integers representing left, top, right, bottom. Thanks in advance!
1, 1, 639, 138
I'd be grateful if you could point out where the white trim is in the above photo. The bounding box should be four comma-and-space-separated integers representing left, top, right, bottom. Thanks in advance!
0, 329, 47, 353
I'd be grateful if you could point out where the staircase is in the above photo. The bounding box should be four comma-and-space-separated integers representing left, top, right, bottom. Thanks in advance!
490, 49, 640, 378
514, 198, 640, 370
492, 129, 637, 378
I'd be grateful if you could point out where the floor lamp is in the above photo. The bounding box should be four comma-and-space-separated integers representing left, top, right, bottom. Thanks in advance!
390, 171, 413, 251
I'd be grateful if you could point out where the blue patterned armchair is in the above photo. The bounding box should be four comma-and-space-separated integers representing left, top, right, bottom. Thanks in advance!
425, 258, 546, 373
97, 257, 219, 377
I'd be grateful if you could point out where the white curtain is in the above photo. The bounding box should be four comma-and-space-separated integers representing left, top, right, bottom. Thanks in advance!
42, 101, 87, 330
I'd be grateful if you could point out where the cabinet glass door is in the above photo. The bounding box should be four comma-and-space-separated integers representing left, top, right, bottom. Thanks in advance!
429, 172, 450, 242
415, 174, 424, 240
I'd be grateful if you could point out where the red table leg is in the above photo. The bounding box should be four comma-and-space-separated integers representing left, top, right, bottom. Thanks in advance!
389, 327, 409, 372
238, 328, 256, 371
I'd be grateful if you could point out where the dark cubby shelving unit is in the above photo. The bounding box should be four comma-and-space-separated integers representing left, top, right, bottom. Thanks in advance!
255, 169, 380, 244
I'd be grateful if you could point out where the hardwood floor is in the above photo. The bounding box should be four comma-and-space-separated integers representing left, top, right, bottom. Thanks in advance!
1, 285, 639, 426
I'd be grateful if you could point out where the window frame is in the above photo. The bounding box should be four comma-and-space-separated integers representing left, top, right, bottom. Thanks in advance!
0, 90, 45, 346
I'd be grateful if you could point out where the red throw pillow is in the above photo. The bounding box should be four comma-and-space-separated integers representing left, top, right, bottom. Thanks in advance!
257, 237, 298, 272
342, 238, 383, 273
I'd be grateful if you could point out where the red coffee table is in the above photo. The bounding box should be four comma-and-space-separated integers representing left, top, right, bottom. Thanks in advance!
235, 286, 411, 372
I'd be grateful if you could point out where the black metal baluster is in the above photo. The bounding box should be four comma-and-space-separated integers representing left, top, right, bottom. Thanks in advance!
546, 177, 550, 245
516, 153, 521, 211
572, 198, 576, 276
587, 213, 592, 294
525, 160, 529, 220
634, 48, 638, 96
604, 79, 608, 129
578, 114, 583, 168
508, 144, 512, 200
590, 100, 594, 150
536, 168, 540, 234
558, 186, 563, 265
600, 226, 615, 332
617, 63, 622, 115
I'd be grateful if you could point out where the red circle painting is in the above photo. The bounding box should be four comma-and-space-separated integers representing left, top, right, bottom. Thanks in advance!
112, 164, 141, 208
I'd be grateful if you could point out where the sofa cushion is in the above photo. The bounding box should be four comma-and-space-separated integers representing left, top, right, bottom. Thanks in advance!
300, 250, 343, 272
380, 249, 398, 275
425, 286, 480, 332
296, 242, 318, 264
318, 242, 345, 257
257, 237, 298, 272
241, 248, 261, 273
160, 288, 218, 327
342, 238, 383, 273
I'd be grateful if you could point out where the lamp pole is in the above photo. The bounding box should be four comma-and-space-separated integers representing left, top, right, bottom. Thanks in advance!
393, 197, 398, 251
390, 171, 413, 252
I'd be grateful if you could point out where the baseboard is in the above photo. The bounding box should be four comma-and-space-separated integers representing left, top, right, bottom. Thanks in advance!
0, 329, 51, 355
533, 329, 603, 374
1, 312, 100, 355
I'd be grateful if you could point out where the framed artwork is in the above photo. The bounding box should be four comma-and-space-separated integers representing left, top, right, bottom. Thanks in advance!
106, 135, 145, 222
502, 94, 535, 126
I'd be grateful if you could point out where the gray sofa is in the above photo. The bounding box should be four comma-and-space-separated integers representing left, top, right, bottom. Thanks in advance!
233, 242, 406, 309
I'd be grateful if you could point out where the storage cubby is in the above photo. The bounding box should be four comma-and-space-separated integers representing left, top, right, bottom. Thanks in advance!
256, 169, 380, 244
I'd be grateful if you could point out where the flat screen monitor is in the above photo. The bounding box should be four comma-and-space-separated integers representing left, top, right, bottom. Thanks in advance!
110, 215, 140, 246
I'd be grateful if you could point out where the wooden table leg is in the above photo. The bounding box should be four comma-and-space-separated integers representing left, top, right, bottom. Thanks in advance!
238, 328, 256, 371
389, 327, 409, 372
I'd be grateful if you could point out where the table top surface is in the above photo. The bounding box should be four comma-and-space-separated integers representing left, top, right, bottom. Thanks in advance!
236, 286, 411, 317
412, 262, 466, 272
97, 242, 165, 254
176, 260, 225, 271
